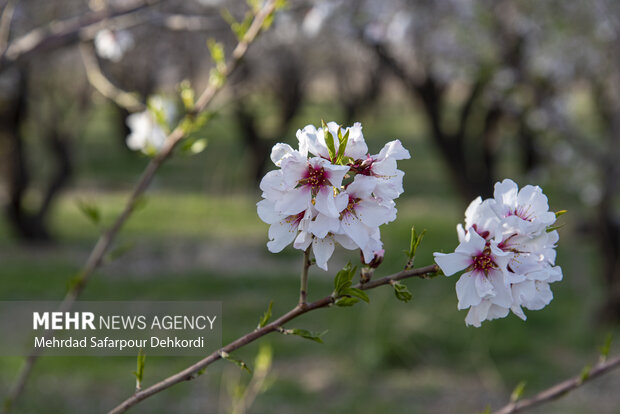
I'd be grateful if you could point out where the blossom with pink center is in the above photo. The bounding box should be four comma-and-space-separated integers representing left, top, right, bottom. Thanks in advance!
435, 179, 563, 326
257, 121, 410, 271
434, 231, 512, 319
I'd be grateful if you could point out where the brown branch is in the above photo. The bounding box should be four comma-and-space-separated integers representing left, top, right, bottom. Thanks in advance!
1, 1, 279, 412
107, 264, 440, 414
493, 354, 620, 414
0, 0, 16, 55
0, 0, 161, 72
78, 42, 145, 112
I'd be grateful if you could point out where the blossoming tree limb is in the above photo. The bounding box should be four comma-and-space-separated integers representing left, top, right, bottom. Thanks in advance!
1, 1, 281, 412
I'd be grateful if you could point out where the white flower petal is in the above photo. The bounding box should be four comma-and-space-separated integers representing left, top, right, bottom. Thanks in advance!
434, 252, 471, 276
312, 237, 335, 271
456, 273, 482, 309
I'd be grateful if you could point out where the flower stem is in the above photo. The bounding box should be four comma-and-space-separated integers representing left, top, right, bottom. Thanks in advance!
299, 246, 312, 307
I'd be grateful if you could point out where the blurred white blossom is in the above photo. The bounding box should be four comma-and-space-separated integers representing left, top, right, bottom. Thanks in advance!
94, 29, 134, 62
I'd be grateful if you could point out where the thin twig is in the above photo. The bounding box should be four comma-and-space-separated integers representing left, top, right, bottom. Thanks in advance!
493, 354, 620, 414
299, 246, 311, 306
1, 1, 279, 412
78, 42, 145, 112
0, 0, 160, 72
107, 264, 440, 414
0, 0, 17, 55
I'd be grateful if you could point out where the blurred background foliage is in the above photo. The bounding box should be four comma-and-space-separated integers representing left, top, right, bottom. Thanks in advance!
0, 0, 619, 413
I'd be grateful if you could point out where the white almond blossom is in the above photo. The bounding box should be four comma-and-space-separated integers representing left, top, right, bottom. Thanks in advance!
258, 121, 410, 271
94, 29, 134, 62
434, 179, 563, 327
126, 96, 177, 155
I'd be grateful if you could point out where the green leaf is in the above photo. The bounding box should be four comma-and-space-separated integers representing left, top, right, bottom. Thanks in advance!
322, 119, 337, 162
207, 39, 225, 66
392, 281, 413, 303
257, 300, 273, 329
405, 226, 426, 268
341, 287, 369, 303
220, 351, 252, 373
546, 224, 564, 233
106, 241, 134, 262
335, 127, 350, 164
179, 80, 195, 110
477, 405, 491, 414
555, 210, 568, 218
133, 349, 146, 390
133, 195, 149, 212
334, 297, 359, 307
599, 333, 613, 361
510, 381, 527, 402
76, 199, 101, 225
285, 328, 326, 344
180, 137, 208, 155
333, 262, 357, 297
579, 364, 591, 383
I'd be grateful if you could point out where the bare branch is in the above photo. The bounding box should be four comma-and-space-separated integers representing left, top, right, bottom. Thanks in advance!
107, 264, 440, 414
78, 42, 145, 112
0, 0, 17, 55
0, 0, 161, 72
1, 1, 279, 412
493, 354, 620, 414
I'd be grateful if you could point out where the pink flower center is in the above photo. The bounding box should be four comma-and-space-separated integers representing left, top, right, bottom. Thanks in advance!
349, 156, 374, 176
284, 211, 305, 228
341, 195, 360, 219
299, 165, 329, 192
471, 248, 496, 273
507, 206, 534, 221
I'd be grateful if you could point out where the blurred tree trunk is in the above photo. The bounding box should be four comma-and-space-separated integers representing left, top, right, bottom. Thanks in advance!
234, 51, 304, 184
0, 66, 73, 242
370, 42, 500, 202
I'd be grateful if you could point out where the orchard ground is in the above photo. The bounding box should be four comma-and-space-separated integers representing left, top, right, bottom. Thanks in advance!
0, 99, 618, 413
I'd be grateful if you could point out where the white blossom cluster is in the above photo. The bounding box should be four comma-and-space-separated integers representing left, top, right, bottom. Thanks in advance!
434, 179, 563, 327
258, 122, 410, 270
126, 96, 177, 155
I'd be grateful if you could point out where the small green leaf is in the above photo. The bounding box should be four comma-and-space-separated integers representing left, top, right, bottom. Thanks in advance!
392, 281, 413, 302
333, 262, 356, 296
477, 405, 491, 414
322, 119, 337, 162
179, 80, 195, 110
335, 127, 350, 164
220, 351, 252, 373
334, 297, 359, 307
207, 39, 225, 66
133, 195, 149, 212
76, 199, 101, 225
285, 328, 326, 344
341, 287, 369, 303
196, 367, 206, 377
579, 364, 591, 383
555, 210, 567, 218
510, 381, 527, 402
546, 224, 564, 233
405, 226, 426, 268
599, 333, 613, 361
258, 300, 273, 329
106, 241, 134, 262
133, 349, 146, 390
